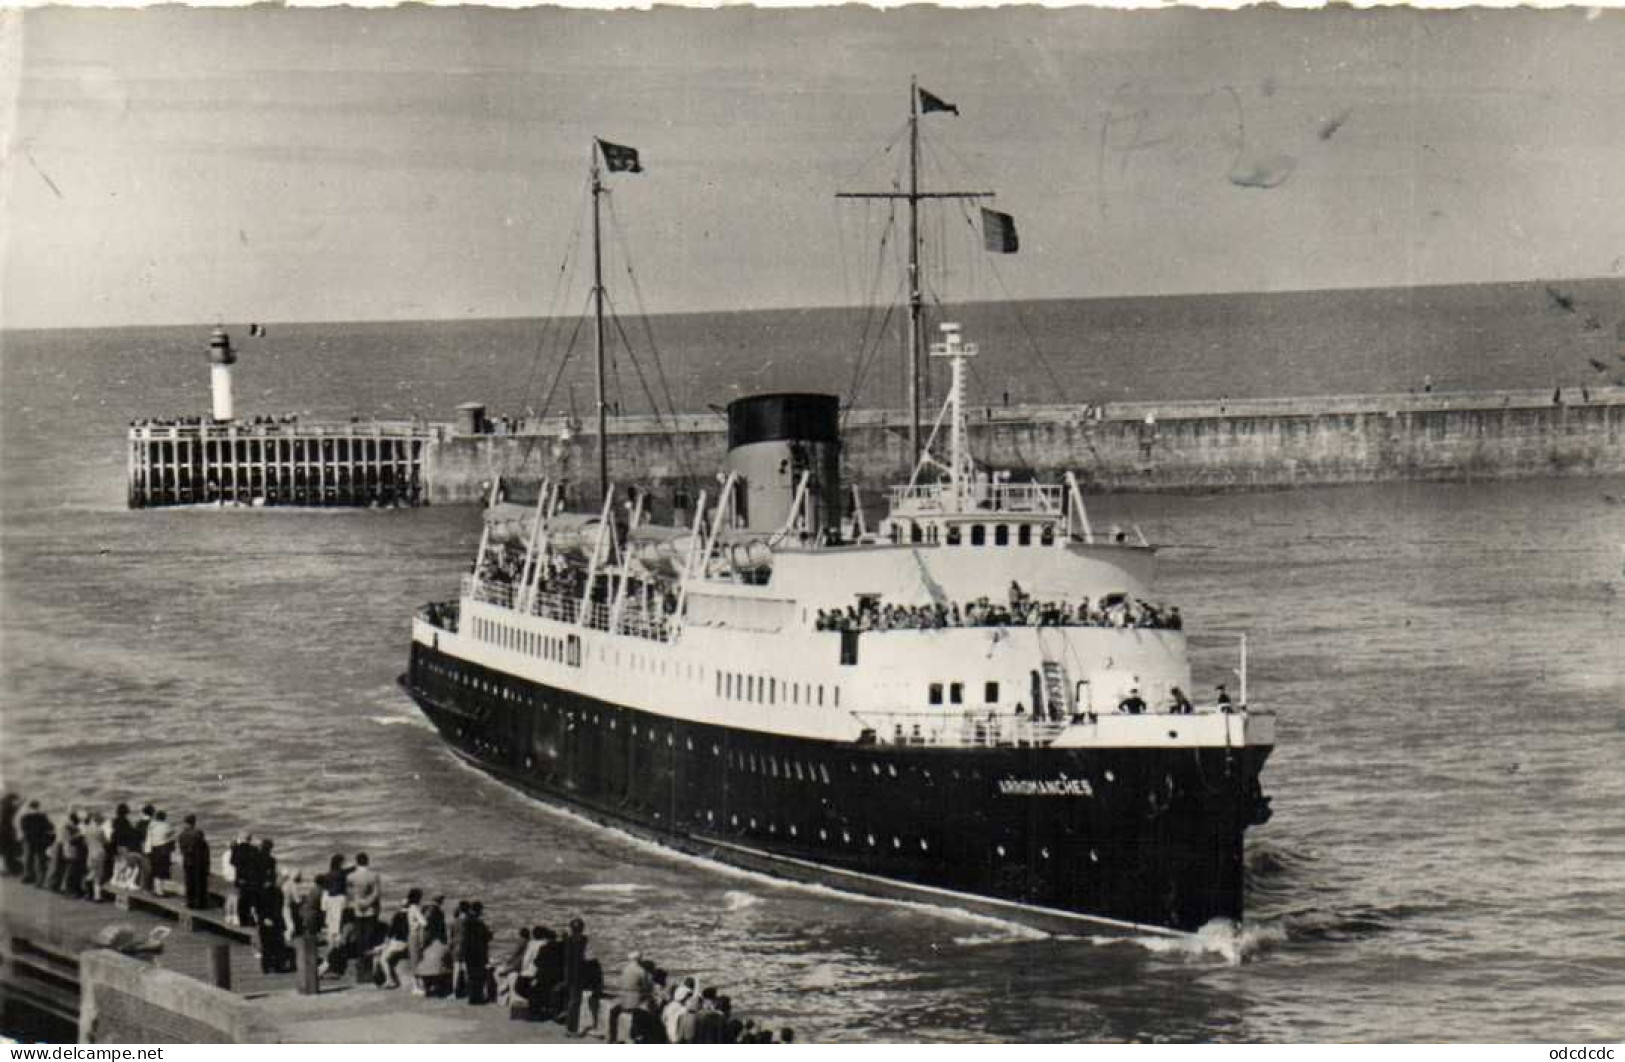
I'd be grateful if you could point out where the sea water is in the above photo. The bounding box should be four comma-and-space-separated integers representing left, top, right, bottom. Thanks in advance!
2, 285, 1622, 1041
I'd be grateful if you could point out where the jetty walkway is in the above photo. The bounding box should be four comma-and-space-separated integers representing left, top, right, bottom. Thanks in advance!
1, 877, 577, 1044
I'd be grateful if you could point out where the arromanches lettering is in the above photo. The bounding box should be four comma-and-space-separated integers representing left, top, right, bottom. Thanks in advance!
997, 777, 1094, 797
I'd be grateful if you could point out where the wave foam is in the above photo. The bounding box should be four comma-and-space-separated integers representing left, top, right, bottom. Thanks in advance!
1093, 918, 1286, 966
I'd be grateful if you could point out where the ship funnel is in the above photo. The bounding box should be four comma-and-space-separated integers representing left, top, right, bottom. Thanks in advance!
725, 393, 842, 537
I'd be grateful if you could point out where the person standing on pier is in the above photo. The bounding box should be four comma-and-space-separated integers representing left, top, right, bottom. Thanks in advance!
230, 834, 259, 926
177, 814, 210, 910
134, 804, 156, 891
0, 793, 21, 877
347, 852, 382, 951
18, 801, 50, 884
463, 902, 491, 1006
144, 810, 176, 897
405, 887, 427, 996
319, 853, 352, 944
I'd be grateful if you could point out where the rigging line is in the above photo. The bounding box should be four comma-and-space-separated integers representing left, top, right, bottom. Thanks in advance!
511, 287, 597, 475
843, 274, 909, 425
838, 118, 912, 185
965, 357, 1038, 478
602, 289, 698, 485
838, 206, 899, 413
840, 239, 901, 421
951, 199, 1073, 406
601, 191, 686, 424
514, 170, 593, 418
607, 207, 686, 429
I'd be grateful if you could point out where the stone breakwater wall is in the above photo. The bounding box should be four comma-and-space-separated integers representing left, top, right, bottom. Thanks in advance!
420, 388, 1625, 504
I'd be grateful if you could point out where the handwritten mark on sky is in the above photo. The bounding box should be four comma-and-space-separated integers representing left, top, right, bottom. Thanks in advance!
23, 146, 65, 200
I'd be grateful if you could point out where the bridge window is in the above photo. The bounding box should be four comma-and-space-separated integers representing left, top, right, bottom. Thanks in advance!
995, 524, 1009, 546
1019, 524, 1032, 546
769, 678, 777, 705
910, 523, 923, 544
985, 681, 1000, 704
970, 525, 986, 547
929, 683, 944, 706
950, 682, 964, 705
1041, 525, 1056, 546
946, 525, 962, 546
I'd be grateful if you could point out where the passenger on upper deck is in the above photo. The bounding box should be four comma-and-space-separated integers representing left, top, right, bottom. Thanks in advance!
1118, 688, 1147, 715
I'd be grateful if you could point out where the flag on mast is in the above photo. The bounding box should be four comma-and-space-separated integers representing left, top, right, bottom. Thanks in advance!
596, 139, 643, 173
980, 208, 1019, 253
918, 87, 959, 116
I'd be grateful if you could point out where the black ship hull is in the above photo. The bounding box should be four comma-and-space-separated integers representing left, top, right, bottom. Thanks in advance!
403, 642, 1272, 936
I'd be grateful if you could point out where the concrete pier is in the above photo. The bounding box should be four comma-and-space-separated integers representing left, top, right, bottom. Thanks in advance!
422, 386, 1625, 505
0, 878, 583, 1044
126, 420, 441, 509
124, 387, 1625, 511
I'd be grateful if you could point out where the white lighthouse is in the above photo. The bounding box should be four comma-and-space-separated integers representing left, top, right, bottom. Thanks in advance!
208, 326, 236, 422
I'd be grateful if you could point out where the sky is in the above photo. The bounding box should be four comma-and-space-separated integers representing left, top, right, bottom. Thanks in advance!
3, 5, 1624, 328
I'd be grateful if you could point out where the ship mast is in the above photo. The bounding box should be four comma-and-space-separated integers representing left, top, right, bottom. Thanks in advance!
591, 146, 609, 505
838, 78, 993, 465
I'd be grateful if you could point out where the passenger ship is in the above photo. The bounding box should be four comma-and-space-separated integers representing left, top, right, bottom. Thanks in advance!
401, 94, 1275, 937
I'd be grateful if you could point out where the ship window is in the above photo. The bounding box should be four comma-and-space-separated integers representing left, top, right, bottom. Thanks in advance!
985, 681, 1000, 704
819, 764, 831, 784
817, 686, 824, 707
995, 524, 1009, 546
910, 523, 923, 544
928, 683, 944, 706
834, 687, 840, 708
716, 672, 722, 697
1041, 524, 1056, 546
971, 525, 986, 547
769, 678, 776, 705
1019, 524, 1032, 546
950, 682, 964, 705
946, 525, 962, 546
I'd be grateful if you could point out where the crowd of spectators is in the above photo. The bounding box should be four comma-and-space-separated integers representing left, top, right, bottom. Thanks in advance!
130, 414, 302, 429
1, 792, 792, 1043
816, 583, 1182, 633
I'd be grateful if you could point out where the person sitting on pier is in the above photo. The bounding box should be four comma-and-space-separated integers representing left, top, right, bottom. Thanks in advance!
1118, 687, 1147, 715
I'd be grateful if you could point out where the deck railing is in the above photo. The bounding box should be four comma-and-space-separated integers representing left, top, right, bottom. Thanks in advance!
852, 711, 1070, 749
461, 577, 673, 643
888, 480, 1064, 515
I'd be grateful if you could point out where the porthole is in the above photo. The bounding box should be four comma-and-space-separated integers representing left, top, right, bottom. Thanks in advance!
888, 764, 897, 778
731, 814, 739, 826
996, 845, 1006, 857
892, 837, 901, 849
707, 810, 715, 822
1041, 847, 1051, 859
1089, 849, 1099, 863
749, 818, 757, 829
819, 829, 829, 841
842, 830, 851, 843
871, 763, 880, 776
867, 834, 876, 847
919, 839, 929, 851
1104, 770, 1115, 783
